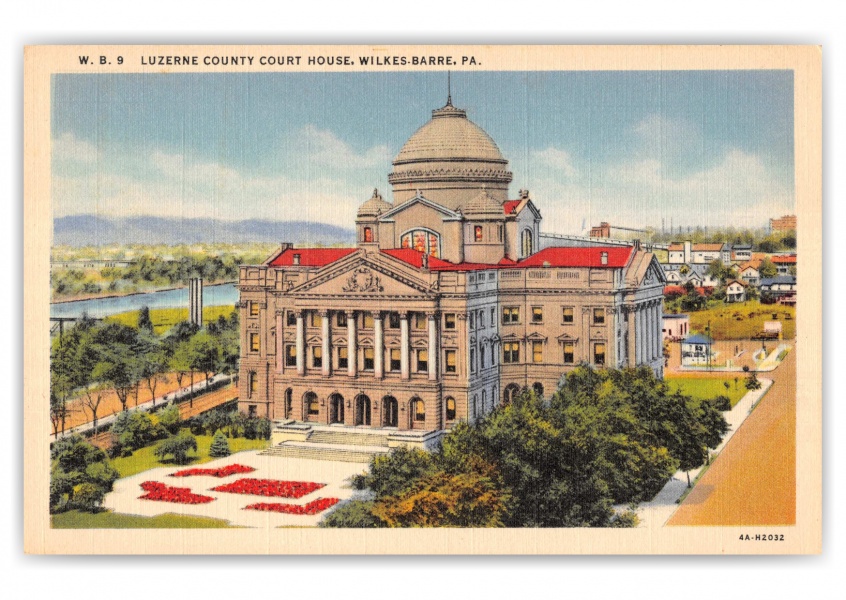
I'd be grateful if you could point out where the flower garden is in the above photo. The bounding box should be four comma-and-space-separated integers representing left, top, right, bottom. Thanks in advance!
244, 498, 340, 515
171, 464, 256, 478
139, 481, 216, 505
210, 478, 325, 498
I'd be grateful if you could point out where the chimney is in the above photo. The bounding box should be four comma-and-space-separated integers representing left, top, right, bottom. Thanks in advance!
633, 239, 641, 250
279, 242, 293, 253
684, 241, 692, 263
293, 253, 301, 266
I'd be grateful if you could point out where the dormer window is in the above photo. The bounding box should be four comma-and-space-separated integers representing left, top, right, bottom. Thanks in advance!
400, 228, 440, 258
293, 253, 301, 265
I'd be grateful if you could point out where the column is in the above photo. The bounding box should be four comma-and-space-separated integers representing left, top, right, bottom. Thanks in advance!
428, 312, 438, 381
347, 310, 357, 377
296, 311, 305, 376
374, 311, 384, 379
400, 312, 410, 380
627, 306, 636, 367
276, 312, 283, 372
321, 310, 331, 377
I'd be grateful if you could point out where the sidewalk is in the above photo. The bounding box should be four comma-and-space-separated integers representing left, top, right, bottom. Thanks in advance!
621, 377, 774, 528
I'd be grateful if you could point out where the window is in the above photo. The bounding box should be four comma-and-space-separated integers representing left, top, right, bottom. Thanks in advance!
444, 313, 456, 329
249, 333, 260, 353
444, 350, 457, 373
533, 382, 544, 398
306, 393, 319, 416
310, 312, 322, 327
445, 397, 456, 421
532, 306, 543, 323
594, 343, 606, 366
338, 346, 348, 370
480, 346, 486, 369
521, 229, 533, 257
469, 312, 475, 330
413, 399, 426, 422
498, 224, 503, 241
249, 301, 260, 317
414, 313, 426, 330
416, 349, 428, 373
562, 307, 574, 323
400, 229, 440, 258
478, 310, 485, 328
502, 306, 520, 324
287, 311, 297, 326
337, 312, 347, 327
390, 348, 401, 372
363, 348, 374, 371
563, 342, 575, 364
503, 342, 520, 363
532, 341, 544, 363
491, 307, 496, 324
470, 348, 476, 373
248, 372, 257, 397
312, 346, 322, 368
363, 313, 374, 329
593, 308, 605, 325
474, 225, 483, 242
388, 312, 400, 329
285, 345, 297, 367
248, 405, 257, 418
363, 226, 373, 242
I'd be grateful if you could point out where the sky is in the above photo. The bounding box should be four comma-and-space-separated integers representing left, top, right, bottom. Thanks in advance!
51, 70, 794, 234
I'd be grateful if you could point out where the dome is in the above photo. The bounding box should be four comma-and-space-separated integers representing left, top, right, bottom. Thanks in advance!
464, 188, 503, 217
393, 102, 507, 164
357, 188, 392, 218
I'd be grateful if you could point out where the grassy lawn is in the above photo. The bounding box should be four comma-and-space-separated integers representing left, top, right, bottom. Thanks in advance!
111, 433, 269, 478
104, 305, 236, 335
51, 509, 234, 529
666, 377, 747, 407
687, 301, 795, 340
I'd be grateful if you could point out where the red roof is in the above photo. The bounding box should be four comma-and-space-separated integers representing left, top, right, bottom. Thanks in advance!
383, 246, 632, 272
772, 255, 797, 264
268, 248, 356, 267
502, 200, 521, 215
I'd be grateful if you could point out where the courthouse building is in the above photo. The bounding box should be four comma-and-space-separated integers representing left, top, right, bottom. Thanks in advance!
237, 96, 665, 434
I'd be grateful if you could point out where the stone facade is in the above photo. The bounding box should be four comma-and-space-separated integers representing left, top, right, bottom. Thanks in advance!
238, 97, 665, 433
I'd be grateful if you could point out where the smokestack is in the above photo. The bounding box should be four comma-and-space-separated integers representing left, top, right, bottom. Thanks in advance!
188, 278, 203, 326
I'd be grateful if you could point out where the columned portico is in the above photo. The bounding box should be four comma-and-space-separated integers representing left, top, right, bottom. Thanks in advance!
347, 310, 357, 377
296, 311, 305, 376
400, 312, 410, 379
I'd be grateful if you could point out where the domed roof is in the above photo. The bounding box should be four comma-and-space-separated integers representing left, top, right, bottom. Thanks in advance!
393, 100, 506, 165
357, 188, 392, 217
464, 188, 503, 216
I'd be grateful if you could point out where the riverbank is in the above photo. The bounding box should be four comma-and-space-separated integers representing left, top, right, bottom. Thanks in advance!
51, 280, 237, 304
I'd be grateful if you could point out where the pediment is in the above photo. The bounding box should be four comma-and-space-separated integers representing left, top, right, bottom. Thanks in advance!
377, 194, 462, 223
526, 332, 548, 342
556, 332, 579, 342
292, 257, 433, 298
501, 333, 524, 343
642, 257, 666, 287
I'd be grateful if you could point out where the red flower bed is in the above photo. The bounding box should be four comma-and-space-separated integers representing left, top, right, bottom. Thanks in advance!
211, 478, 324, 499
171, 464, 256, 478
139, 481, 215, 504
244, 498, 340, 515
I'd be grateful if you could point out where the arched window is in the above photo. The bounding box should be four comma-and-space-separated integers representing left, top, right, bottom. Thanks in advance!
284, 388, 293, 418
521, 229, 534, 258
412, 399, 425, 422
445, 397, 456, 421
400, 228, 440, 258
532, 382, 544, 398
503, 383, 521, 406
304, 392, 319, 421
481, 390, 487, 414
363, 227, 373, 243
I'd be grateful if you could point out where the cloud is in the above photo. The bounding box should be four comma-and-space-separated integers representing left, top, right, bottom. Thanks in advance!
531, 147, 578, 178
297, 125, 391, 170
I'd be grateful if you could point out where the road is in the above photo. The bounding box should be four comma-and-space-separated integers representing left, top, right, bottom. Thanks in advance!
667, 345, 796, 526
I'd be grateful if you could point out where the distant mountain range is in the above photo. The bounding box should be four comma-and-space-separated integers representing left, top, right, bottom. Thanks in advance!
53, 215, 356, 247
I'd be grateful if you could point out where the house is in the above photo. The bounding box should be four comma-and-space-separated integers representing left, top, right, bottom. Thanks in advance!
738, 263, 761, 286
732, 244, 753, 262
760, 276, 797, 303
237, 96, 666, 438
662, 313, 690, 341
681, 333, 716, 366
725, 279, 748, 302
772, 254, 797, 275
668, 241, 731, 266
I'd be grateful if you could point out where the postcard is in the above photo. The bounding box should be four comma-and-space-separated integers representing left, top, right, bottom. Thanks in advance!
23, 44, 822, 554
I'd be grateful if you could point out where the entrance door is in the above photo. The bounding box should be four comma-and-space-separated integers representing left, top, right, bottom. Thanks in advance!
382, 396, 398, 428
355, 395, 371, 426
329, 394, 344, 424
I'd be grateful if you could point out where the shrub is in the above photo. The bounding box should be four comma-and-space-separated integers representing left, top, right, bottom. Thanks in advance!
73, 482, 106, 512
610, 510, 640, 528
109, 410, 167, 457
159, 402, 182, 434
745, 373, 762, 390
209, 430, 231, 458
712, 395, 732, 411
318, 500, 386, 528
154, 432, 198, 465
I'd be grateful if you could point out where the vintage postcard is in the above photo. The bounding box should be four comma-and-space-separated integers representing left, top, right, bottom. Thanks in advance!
23, 45, 822, 554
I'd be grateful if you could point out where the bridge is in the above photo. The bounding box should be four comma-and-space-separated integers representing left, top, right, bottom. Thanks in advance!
540, 232, 669, 251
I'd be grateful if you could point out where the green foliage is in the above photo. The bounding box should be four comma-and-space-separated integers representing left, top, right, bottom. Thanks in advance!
208, 430, 231, 458
137, 306, 154, 333
712, 395, 732, 411
109, 410, 167, 457
758, 257, 778, 279
154, 432, 198, 465
745, 373, 763, 390
50, 435, 118, 513
610, 510, 640, 528
361, 447, 437, 498
158, 402, 183, 434
318, 501, 387, 528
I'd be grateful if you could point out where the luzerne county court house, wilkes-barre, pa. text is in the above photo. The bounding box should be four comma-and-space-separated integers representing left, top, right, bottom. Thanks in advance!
237, 95, 665, 447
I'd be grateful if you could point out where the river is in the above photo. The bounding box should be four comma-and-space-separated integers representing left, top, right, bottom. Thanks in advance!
50, 283, 239, 319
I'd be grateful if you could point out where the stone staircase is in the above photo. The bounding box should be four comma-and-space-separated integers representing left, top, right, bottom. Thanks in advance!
260, 426, 392, 463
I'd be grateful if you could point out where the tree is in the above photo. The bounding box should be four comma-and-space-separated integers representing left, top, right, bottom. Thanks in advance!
318, 500, 386, 528
92, 324, 143, 412
109, 410, 166, 456
706, 259, 732, 284
169, 340, 193, 394
154, 432, 198, 465
188, 331, 222, 390
209, 430, 231, 457
138, 336, 168, 407
50, 435, 118, 513
759, 257, 778, 279
137, 306, 154, 334
745, 373, 763, 390
158, 401, 182, 434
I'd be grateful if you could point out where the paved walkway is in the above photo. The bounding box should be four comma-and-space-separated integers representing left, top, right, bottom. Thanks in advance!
103, 450, 366, 528
623, 375, 775, 529
667, 347, 797, 526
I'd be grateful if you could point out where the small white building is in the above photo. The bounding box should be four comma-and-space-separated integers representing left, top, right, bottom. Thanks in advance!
681, 334, 716, 366
725, 279, 748, 303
